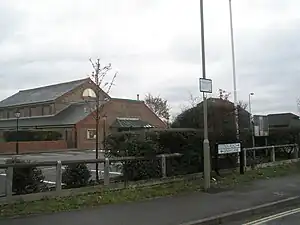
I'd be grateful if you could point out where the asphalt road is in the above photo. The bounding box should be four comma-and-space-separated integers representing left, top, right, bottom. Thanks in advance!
262, 210, 300, 225
0, 150, 122, 195
230, 207, 300, 224
2, 175, 300, 225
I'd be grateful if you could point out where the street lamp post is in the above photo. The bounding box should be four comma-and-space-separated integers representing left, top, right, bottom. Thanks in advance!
14, 111, 21, 155
229, 0, 239, 141
200, 0, 211, 191
248, 93, 255, 147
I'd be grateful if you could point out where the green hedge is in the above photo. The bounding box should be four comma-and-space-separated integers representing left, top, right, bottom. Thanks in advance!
106, 128, 299, 182
106, 129, 204, 181
4, 131, 62, 142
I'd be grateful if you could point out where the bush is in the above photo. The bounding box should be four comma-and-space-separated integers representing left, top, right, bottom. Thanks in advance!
5, 158, 47, 195
106, 129, 204, 181
62, 163, 91, 188
106, 131, 162, 181
4, 130, 62, 142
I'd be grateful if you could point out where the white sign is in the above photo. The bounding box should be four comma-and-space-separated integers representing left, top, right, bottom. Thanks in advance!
218, 143, 241, 154
199, 78, 212, 93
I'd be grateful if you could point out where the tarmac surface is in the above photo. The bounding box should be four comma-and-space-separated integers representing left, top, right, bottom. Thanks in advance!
1, 173, 300, 225
229, 207, 300, 224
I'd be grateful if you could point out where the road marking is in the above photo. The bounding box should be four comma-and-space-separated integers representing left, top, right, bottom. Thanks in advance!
245, 207, 300, 225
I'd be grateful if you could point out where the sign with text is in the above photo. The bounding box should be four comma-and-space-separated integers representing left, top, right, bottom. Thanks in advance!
218, 143, 241, 155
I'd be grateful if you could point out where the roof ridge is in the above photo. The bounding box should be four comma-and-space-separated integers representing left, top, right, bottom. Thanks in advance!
19, 77, 90, 92
111, 97, 143, 102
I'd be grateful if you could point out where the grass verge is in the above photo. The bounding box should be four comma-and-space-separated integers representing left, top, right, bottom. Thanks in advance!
1, 162, 300, 218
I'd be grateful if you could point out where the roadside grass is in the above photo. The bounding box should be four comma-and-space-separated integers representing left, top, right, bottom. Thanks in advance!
1, 162, 300, 218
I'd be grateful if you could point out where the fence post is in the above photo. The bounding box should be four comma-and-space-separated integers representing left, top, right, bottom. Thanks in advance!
293, 144, 299, 159
243, 148, 247, 169
270, 146, 275, 162
104, 158, 110, 186
5, 166, 13, 199
56, 160, 62, 192
161, 155, 166, 178
239, 148, 245, 175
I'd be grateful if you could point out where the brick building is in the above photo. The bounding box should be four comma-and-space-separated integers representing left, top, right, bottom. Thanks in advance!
0, 78, 166, 154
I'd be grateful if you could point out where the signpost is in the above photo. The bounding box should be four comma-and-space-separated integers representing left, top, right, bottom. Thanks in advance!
199, 77, 212, 191
216, 142, 244, 175
218, 143, 241, 154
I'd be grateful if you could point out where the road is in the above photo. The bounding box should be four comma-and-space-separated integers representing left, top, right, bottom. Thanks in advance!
2, 175, 300, 225
0, 150, 122, 195
229, 207, 300, 224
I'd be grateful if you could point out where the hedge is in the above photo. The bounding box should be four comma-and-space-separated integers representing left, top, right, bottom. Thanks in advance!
106, 129, 204, 181
106, 127, 299, 182
4, 130, 62, 142
5, 158, 48, 195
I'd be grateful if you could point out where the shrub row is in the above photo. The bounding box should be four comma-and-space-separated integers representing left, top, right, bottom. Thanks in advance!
4, 130, 62, 142
106, 128, 300, 181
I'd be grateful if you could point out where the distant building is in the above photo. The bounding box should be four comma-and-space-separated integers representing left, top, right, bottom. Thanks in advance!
0, 78, 166, 154
267, 113, 300, 129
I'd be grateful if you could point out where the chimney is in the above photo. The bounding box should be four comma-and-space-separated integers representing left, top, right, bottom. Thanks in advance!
137, 94, 140, 101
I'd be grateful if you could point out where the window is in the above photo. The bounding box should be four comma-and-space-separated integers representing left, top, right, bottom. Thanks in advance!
24, 108, 30, 117
42, 105, 52, 115
87, 129, 96, 140
82, 88, 96, 98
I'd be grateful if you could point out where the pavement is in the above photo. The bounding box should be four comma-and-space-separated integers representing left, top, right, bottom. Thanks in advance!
1, 174, 300, 225
0, 150, 122, 195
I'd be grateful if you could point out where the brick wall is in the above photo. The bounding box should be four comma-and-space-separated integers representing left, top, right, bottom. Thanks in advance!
0, 140, 68, 154
75, 98, 167, 150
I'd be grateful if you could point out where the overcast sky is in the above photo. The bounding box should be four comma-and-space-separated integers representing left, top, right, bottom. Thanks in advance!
0, 0, 299, 118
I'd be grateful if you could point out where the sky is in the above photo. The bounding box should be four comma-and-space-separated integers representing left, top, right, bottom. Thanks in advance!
0, 0, 300, 119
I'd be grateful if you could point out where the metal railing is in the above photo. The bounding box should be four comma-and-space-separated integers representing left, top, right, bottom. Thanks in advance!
1, 153, 182, 199
243, 144, 299, 167
0, 144, 299, 201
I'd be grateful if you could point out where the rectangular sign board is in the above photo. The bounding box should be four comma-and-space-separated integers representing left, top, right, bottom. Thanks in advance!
253, 115, 269, 137
199, 78, 212, 93
218, 143, 241, 155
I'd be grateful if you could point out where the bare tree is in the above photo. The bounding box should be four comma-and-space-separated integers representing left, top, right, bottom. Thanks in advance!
179, 92, 202, 112
218, 88, 231, 101
87, 58, 117, 182
238, 100, 248, 110
297, 98, 300, 114
144, 93, 170, 122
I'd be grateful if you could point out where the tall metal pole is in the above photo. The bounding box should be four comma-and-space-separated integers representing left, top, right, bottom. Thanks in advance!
16, 118, 19, 155
200, 0, 210, 191
248, 93, 255, 147
229, 0, 239, 140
